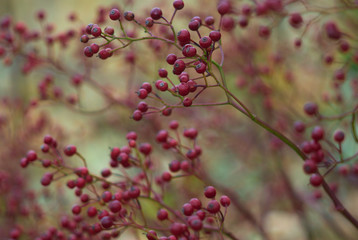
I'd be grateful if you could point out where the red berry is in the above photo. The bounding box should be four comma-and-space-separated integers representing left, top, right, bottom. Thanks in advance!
90, 24, 101, 37
205, 16, 215, 25
124, 11, 135, 21
156, 130, 169, 142
304, 102, 318, 116
310, 174, 323, 187
146, 230, 157, 240
145, 17, 154, 27
173, 60, 186, 75
173, 0, 184, 10
333, 130, 345, 142
294, 121, 306, 133
189, 198, 202, 209
26, 150, 37, 162
141, 82, 152, 93
170, 222, 185, 236
104, 26, 114, 35
182, 44, 197, 57
206, 200, 221, 213
199, 36, 212, 49
83, 46, 93, 57
109, 9, 121, 20
303, 159, 317, 174
169, 160, 181, 172
87, 206, 97, 217
137, 101, 148, 112
155, 80, 169, 91
64, 145, 77, 156
109, 200, 122, 213
220, 195, 231, 207
101, 216, 113, 229
209, 31, 221, 42
189, 217, 203, 231
72, 205, 81, 215
137, 88, 148, 99
162, 171, 172, 182
177, 29, 190, 43
98, 49, 111, 59
157, 209, 168, 220
217, 0, 231, 15
150, 7, 163, 20
132, 110, 143, 121
169, 120, 179, 129
204, 186, 216, 198
166, 54, 177, 65
183, 97, 192, 107
188, 20, 200, 31
139, 143, 152, 155
289, 13, 303, 28
195, 62, 206, 74
311, 126, 324, 141
158, 68, 168, 78
259, 26, 270, 38
325, 21, 341, 40
182, 203, 194, 216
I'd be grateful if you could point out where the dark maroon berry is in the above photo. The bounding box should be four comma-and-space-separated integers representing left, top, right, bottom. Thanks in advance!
220, 195, 231, 207
145, 17, 154, 27
173, 60, 186, 75
195, 62, 206, 74
162, 171, 172, 182
204, 186, 216, 198
64, 145, 77, 156
83, 46, 93, 57
189, 217, 203, 231
137, 101, 148, 112
189, 198, 202, 209
158, 68, 168, 78
100, 216, 113, 229
90, 24, 102, 37
221, 17, 235, 31
124, 11, 135, 21
188, 20, 200, 31
183, 97, 192, 107
209, 31, 221, 42
333, 130, 345, 142
150, 7, 162, 20
289, 13, 303, 28
132, 110, 143, 121
139, 143, 152, 155
170, 222, 185, 236
141, 82, 152, 93
156, 130, 169, 142
238, 16, 249, 28
205, 16, 215, 25
80, 35, 89, 43
182, 44, 197, 57
104, 26, 114, 35
177, 29, 190, 43
310, 174, 323, 187
169, 160, 181, 172
199, 36, 212, 48
303, 102, 318, 116
325, 21, 341, 40
294, 121, 306, 133
72, 205, 81, 215
155, 80, 169, 91
217, 0, 231, 15
303, 160, 317, 174
311, 126, 324, 141
98, 49, 111, 59
137, 88, 148, 99
182, 203, 194, 216
109, 200, 122, 213
109, 9, 121, 20
206, 200, 220, 213
157, 209, 168, 220
146, 230, 157, 240
173, 0, 184, 10
166, 54, 177, 65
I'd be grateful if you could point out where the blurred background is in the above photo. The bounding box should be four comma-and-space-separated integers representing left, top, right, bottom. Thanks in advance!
1, 0, 358, 239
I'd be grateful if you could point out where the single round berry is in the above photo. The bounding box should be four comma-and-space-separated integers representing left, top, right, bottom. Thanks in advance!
26, 150, 37, 161
294, 121, 306, 133
188, 20, 200, 31
158, 68, 168, 78
189, 217, 203, 231
189, 198, 202, 209
173, 60, 186, 75
206, 200, 221, 214
166, 54, 177, 65
183, 97, 192, 107
156, 130, 169, 142
333, 130, 345, 142
310, 174, 323, 187
139, 143, 152, 155
173, 0, 184, 10
109, 9, 121, 20
83, 46, 93, 57
157, 209, 169, 221
204, 186, 216, 198
217, 0, 231, 15
170, 222, 185, 236
182, 203, 194, 216
104, 26, 114, 35
124, 11, 135, 21
145, 17, 154, 27
311, 126, 324, 141
137, 101, 148, 112
132, 110, 143, 121
80, 35, 89, 43
304, 102, 318, 116
146, 230, 157, 240
87, 206, 97, 217
98, 49, 111, 59
137, 88, 148, 99
177, 29, 190, 43
150, 7, 163, 20
303, 160, 317, 174
199, 36, 212, 49
101, 216, 113, 229
205, 16, 215, 25
209, 31, 221, 42
64, 145, 77, 156
195, 62, 206, 74
325, 21, 341, 40
90, 24, 102, 37
156, 80, 169, 91
72, 205, 81, 215
141, 82, 152, 93
289, 13, 303, 28
169, 120, 179, 129
108, 200, 122, 213
220, 195, 231, 207
169, 160, 181, 172
182, 44, 197, 57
